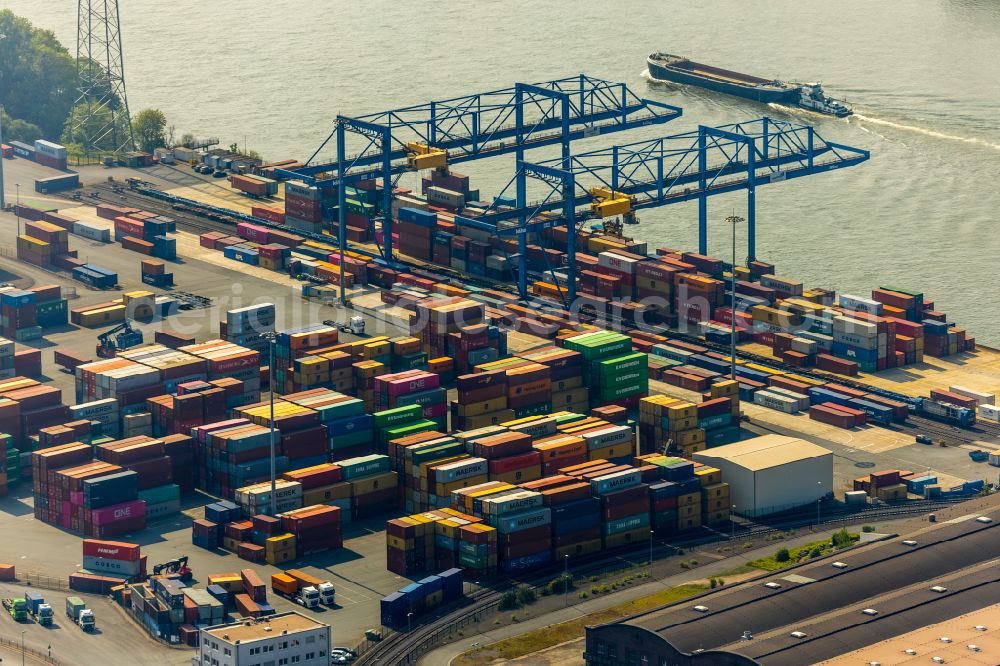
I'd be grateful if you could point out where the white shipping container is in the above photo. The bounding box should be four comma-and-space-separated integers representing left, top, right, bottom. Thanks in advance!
977, 404, 1000, 421
34, 139, 67, 159
580, 425, 633, 449
72, 220, 111, 242
506, 415, 559, 440
763, 387, 810, 411
753, 390, 800, 413
949, 386, 995, 406
481, 490, 543, 516
838, 294, 884, 315
989, 452, 1000, 467
832, 330, 880, 350
798, 331, 833, 351
426, 186, 465, 209
598, 251, 641, 275
75, 399, 118, 418
173, 146, 196, 162
123, 412, 152, 427
790, 337, 819, 355
0, 337, 13, 357
832, 316, 878, 338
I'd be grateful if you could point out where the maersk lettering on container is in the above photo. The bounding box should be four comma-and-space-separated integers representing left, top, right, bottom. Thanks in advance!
591, 470, 642, 495
582, 426, 632, 449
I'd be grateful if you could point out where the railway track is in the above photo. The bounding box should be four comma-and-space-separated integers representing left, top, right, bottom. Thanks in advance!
356, 497, 975, 666
71, 180, 997, 446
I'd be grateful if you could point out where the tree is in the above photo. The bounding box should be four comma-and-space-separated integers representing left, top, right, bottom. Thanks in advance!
775, 547, 790, 563
0, 10, 79, 139
0, 108, 42, 143
132, 108, 167, 153
61, 100, 129, 153
831, 528, 852, 549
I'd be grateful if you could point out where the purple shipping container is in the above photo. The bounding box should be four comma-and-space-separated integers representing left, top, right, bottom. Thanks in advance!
385, 373, 440, 397
89, 499, 147, 526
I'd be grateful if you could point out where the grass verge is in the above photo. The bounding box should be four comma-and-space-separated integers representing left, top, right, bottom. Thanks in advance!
453, 584, 707, 665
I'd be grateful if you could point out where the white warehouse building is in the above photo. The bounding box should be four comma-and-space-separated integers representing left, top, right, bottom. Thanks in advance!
194, 612, 330, 666
693, 434, 833, 518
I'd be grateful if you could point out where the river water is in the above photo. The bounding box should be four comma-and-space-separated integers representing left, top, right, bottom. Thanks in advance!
10, 0, 1000, 343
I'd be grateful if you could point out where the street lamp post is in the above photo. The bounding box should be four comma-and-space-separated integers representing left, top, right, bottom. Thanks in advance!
649, 530, 654, 577
563, 554, 569, 607
269, 335, 277, 515
407, 611, 413, 634
16, 183, 21, 235
21, 629, 25, 666
731, 505, 736, 539
817, 481, 823, 525
725, 214, 745, 380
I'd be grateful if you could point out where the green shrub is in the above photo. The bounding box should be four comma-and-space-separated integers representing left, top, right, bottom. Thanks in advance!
515, 585, 537, 605
499, 590, 519, 610
775, 547, 790, 563
862, 525, 875, 533
831, 528, 852, 549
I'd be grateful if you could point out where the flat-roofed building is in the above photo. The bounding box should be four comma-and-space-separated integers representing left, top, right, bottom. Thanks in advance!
194, 612, 330, 666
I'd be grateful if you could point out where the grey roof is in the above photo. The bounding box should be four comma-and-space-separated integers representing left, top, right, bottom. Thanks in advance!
621, 512, 999, 658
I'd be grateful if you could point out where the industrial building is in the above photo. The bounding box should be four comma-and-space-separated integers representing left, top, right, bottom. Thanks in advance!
584, 510, 998, 666
194, 612, 330, 666
693, 435, 833, 518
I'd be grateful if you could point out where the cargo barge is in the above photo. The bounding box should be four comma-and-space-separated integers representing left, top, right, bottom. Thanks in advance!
647, 52, 851, 117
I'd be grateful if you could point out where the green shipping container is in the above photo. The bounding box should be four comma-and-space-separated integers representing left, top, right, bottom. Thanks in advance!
329, 430, 372, 450
564, 332, 632, 361
380, 419, 438, 445
373, 404, 424, 430
313, 397, 366, 422
393, 352, 428, 371
604, 513, 650, 536
138, 483, 180, 505
600, 378, 649, 401
596, 352, 647, 376
409, 441, 465, 469
336, 454, 391, 480
513, 402, 551, 419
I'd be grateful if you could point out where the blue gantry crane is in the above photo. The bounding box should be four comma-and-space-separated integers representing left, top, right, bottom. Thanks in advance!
454, 117, 870, 303
275, 75, 683, 263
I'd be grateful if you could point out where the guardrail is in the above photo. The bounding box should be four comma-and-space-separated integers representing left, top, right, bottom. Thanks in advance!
0, 635, 61, 664
20, 572, 71, 592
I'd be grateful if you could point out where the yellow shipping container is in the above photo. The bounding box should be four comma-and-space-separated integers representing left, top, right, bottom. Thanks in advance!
491, 465, 542, 485
350, 471, 398, 496
603, 527, 649, 549
460, 410, 516, 430
78, 304, 128, 327
551, 388, 589, 409
436, 475, 489, 496
695, 467, 722, 486
677, 491, 701, 507
554, 539, 603, 560
709, 380, 740, 398
666, 402, 697, 420
675, 428, 706, 447
455, 397, 508, 418
265, 533, 297, 553
265, 549, 296, 565
302, 482, 352, 504
588, 442, 634, 462
208, 575, 243, 592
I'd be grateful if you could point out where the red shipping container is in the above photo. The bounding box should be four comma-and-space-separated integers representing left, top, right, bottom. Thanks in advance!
809, 404, 855, 429
82, 539, 141, 562
488, 451, 543, 475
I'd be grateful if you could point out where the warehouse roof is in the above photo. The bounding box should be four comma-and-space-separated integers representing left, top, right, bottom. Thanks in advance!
693, 434, 830, 471
814, 605, 1000, 665
601, 510, 999, 660
204, 611, 326, 643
